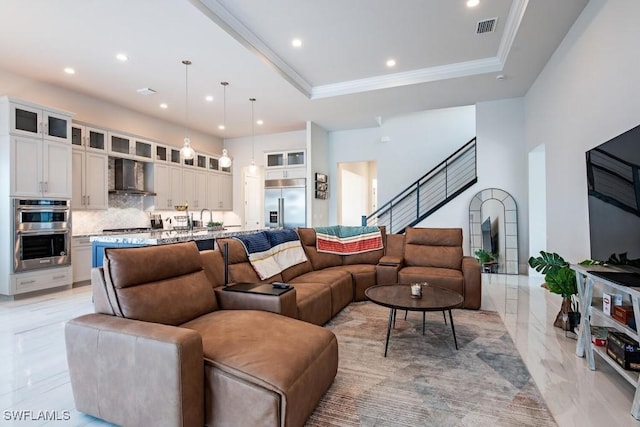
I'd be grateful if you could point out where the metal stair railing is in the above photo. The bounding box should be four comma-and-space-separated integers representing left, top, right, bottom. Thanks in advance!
364, 137, 477, 234
587, 148, 640, 217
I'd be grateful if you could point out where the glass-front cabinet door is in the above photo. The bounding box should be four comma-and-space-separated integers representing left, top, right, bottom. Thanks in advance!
71, 125, 106, 152
86, 127, 107, 152
46, 112, 69, 141
170, 148, 181, 164
156, 144, 168, 162
10, 102, 71, 143
208, 157, 219, 171
71, 125, 83, 147
266, 152, 284, 167
109, 133, 133, 158
134, 139, 153, 161
287, 151, 305, 166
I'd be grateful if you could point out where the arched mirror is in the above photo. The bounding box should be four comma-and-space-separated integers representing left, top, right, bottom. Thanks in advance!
469, 188, 518, 274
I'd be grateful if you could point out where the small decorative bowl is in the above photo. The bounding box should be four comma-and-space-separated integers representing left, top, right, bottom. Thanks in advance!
174, 204, 188, 211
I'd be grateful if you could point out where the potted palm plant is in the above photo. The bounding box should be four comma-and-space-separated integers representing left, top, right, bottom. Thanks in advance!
528, 251, 599, 331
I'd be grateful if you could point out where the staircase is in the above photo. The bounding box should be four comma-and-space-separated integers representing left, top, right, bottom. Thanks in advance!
364, 137, 477, 234
587, 147, 640, 216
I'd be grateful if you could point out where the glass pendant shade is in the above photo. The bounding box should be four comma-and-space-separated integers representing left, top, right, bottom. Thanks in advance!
219, 81, 232, 168
181, 137, 195, 160
249, 159, 257, 174
180, 59, 195, 160
219, 149, 232, 168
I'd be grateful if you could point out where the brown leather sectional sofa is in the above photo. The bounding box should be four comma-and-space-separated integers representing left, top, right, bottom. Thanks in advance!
65, 226, 480, 426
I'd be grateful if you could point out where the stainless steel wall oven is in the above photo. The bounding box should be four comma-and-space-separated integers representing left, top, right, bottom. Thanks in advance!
13, 199, 71, 272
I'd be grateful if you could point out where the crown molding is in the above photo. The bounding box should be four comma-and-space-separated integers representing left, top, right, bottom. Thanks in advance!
189, 0, 313, 98
190, 0, 528, 100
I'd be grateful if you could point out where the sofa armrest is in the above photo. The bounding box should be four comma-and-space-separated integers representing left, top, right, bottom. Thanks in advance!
461, 256, 482, 309
65, 313, 204, 427
214, 286, 298, 319
378, 255, 403, 266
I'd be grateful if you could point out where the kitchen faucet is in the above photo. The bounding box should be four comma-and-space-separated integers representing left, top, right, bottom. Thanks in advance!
200, 208, 212, 224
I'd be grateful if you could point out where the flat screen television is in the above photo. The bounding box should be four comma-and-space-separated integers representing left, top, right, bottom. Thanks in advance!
586, 123, 640, 267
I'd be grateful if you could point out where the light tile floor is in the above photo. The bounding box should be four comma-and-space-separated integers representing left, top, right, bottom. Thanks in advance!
1, 274, 638, 426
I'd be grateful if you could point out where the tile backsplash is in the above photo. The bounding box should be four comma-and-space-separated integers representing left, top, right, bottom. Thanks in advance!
72, 194, 235, 235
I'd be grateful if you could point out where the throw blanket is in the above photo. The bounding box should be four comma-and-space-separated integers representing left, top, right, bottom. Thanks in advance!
234, 229, 307, 280
315, 225, 383, 255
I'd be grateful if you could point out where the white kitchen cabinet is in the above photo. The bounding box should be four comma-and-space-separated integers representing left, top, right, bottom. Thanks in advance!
183, 168, 208, 209
219, 173, 232, 210
265, 168, 306, 180
71, 124, 107, 153
154, 163, 183, 209
207, 172, 233, 210
9, 266, 72, 295
265, 150, 305, 168
109, 132, 153, 162
11, 135, 73, 198
8, 101, 71, 144
264, 150, 306, 180
72, 237, 92, 284
72, 148, 108, 210
1, 98, 74, 199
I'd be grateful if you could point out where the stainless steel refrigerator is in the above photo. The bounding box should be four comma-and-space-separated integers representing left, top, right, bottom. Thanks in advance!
265, 178, 306, 228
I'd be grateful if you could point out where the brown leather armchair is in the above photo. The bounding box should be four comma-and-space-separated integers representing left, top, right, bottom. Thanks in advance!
384, 227, 482, 309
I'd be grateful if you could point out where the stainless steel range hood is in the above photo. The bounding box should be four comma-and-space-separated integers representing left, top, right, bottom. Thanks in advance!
109, 158, 156, 196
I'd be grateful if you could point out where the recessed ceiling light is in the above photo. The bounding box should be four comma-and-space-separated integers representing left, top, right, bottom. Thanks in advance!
467, 0, 480, 7
160, 103, 168, 109
291, 38, 303, 48
386, 59, 396, 68
205, 95, 214, 102
116, 53, 128, 62
64, 67, 75, 75
256, 119, 264, 125
218, 125, 225, 130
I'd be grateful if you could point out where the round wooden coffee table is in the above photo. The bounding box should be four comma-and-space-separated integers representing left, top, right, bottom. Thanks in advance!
365, 284, 464, 356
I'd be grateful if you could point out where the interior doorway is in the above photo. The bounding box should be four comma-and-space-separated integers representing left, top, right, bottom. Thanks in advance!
338, 161, 377, 225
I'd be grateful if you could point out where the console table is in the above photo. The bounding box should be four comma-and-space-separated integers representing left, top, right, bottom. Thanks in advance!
573, 264, 640, 419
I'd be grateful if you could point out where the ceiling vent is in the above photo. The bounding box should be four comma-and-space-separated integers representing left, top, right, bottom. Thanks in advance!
476, 17, 498, 34
136, 87, 157, 95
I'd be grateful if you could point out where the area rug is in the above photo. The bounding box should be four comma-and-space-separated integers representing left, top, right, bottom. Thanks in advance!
306, 302, 556, 427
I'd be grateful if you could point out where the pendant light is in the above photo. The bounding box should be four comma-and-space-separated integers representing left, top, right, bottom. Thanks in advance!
248, 97, 257, 174
180, 60, 195, 160
219, 81, 232, 168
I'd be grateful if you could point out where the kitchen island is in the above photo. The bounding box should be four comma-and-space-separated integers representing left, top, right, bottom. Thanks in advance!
90, 228, 266, 268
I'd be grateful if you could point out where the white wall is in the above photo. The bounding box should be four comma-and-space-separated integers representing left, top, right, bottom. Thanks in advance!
328, 105, 476, 224
308, 121, 330, 226
225, 129, 306, 225
524, 0, 640, 262
419, 98, 528, 266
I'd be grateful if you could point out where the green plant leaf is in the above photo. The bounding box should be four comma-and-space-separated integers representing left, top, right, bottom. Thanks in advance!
544, 267, 577, 297
527, 251, 568, 275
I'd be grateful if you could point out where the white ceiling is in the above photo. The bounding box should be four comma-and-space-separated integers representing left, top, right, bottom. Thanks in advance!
0, 0, 588, 138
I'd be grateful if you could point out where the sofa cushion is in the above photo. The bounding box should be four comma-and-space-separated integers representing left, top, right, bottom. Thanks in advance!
181, 309, 338, 427
290, 283, 332, 325
290, 269, 353, 317
102, 242, 217, 325
398, 266, 464, 296
404, 227, 463, 270
297, 228, 343, 270
329, 264, 378, 301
